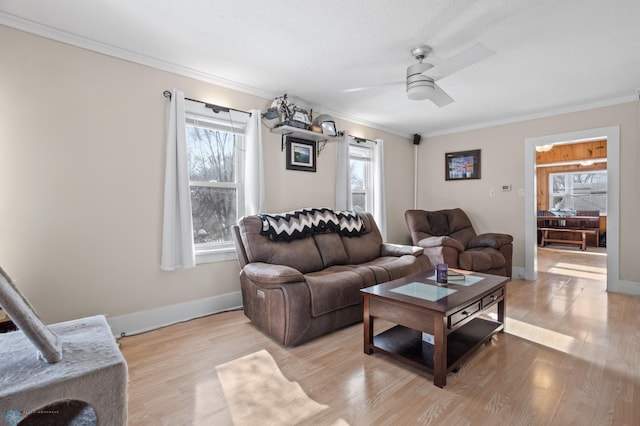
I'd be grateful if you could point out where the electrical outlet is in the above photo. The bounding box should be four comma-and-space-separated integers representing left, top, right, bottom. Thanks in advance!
489, 189, 496, 198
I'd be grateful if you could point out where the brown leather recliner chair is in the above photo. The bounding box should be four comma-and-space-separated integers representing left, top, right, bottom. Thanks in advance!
405, 208, 513, 277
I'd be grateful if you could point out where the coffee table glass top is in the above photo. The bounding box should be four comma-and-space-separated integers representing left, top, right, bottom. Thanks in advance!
425, 273, 485, 287
390, 282, 457, 301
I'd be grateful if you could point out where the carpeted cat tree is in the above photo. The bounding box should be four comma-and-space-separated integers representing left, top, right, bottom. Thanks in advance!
0, 267, 128, 425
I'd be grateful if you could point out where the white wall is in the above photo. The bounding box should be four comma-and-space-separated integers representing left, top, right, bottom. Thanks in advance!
0, 25, 416, 327
420, 102, 640, 285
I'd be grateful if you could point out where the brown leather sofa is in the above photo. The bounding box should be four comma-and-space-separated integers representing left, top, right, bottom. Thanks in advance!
405, 208, 513, 277
232, 209, 432, 346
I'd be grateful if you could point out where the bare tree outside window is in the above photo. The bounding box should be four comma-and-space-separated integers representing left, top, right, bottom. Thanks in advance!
187, 126, 238, 245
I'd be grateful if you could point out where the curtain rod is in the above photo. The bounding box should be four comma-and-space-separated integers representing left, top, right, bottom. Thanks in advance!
163, 90, 251, 117
349, 135, 377, 144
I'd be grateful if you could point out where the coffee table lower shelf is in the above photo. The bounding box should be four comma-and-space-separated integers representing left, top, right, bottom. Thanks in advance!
371, 317, 503, 373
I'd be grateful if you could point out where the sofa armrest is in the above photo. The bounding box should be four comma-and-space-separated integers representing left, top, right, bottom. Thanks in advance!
381, 243, 424, 257
468, 233, 514, 249
417, 236, 466, 252
243, 262, 304, 285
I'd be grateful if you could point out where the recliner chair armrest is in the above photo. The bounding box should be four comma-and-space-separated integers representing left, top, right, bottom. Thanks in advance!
243, 262, 304, 285
417, 236, 466, 252
381, 243, 424, 257
468, 233, 514, 249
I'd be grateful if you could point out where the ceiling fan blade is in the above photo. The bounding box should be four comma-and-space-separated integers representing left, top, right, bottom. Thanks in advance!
429, 83, 455, 107
426, 43, 495, 81
343, 81, 404, 93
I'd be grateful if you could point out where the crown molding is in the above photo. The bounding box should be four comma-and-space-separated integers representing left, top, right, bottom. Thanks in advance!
2, 11, 634, 142
0, 12, 276, 100
423, 95, 638, 138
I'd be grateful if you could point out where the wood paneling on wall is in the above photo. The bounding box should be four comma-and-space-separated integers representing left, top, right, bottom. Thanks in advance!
536, 139, 607, 164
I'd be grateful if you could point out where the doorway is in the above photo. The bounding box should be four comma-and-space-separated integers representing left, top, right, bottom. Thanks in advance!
524, 126, 621, 292
535, 140, 607, 274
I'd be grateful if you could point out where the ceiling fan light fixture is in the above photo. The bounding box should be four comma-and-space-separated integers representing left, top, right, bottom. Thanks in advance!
406, 61, 435, 100
407, 78, 435, 100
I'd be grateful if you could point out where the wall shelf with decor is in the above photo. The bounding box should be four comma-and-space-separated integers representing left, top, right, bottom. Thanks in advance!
270, 125, 341, 155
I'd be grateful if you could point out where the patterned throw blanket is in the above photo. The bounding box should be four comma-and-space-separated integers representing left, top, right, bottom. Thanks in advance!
259, 207, 366, 241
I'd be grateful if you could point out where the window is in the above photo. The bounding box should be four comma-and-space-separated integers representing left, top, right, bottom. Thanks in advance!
349, 141, 374, 212
184, 100, 246, 258
549, 170, 607, 214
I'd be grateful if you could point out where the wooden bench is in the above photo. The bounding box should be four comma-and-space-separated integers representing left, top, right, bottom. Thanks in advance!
539, 227, 598, 251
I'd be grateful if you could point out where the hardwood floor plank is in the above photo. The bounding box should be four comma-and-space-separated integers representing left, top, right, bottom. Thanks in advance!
120, 247, 639, 425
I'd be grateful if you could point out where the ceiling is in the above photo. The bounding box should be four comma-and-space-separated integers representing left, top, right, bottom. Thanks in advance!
2, 0, 639, 137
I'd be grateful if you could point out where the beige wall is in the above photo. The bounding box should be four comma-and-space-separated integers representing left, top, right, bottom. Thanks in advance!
420, 102, 640, 283
0, 25, 415, 323
3, 25, 638, 325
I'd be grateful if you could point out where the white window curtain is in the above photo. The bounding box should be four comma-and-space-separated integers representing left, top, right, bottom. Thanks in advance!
373, 138, 387, 241
161, 89, 195, 270
244, 109, 265, 215
335, 134, 352, 211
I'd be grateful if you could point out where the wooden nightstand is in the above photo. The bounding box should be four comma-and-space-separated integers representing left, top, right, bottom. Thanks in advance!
0, 308, 17, 333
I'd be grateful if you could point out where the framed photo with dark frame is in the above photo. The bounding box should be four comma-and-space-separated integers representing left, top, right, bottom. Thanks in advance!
286, 137, 316, 172
445, 149, 481, 180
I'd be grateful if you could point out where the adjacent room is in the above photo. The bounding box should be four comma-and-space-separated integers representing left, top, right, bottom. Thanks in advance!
1, 1, 639, 425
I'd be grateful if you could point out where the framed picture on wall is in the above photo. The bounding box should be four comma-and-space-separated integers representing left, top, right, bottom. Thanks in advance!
445, 149, 481, 180
286, 138, 316, 172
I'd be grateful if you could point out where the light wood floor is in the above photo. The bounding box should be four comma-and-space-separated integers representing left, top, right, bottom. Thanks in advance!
120, 247, 640, 425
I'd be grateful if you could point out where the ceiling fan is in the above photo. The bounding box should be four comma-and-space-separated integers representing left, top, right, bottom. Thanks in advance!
345, 43, 495, 107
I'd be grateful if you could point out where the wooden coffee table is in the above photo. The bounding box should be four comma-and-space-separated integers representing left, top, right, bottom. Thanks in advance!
360, 269, 507, 387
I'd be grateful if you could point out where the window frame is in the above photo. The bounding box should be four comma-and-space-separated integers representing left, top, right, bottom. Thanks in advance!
548, 170, 607, 214
348, 140, 374, 213
184, 100, 247, 263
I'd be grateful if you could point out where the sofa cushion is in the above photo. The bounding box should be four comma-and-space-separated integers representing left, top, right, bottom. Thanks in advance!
243, 263, 304, 285
239, 216, 324, 273
304, 270, 364, 317
427, 211, 449, 236
313, 233, 348, 267
468, 233, 514, 249
341, 213, 382, 264
321, 265, 378, 287
358, 255, 424, 281
459, 247, 506, 272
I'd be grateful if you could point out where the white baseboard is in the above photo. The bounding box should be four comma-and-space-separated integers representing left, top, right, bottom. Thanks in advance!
512, 266, 526, 280
106, 291, 243, 337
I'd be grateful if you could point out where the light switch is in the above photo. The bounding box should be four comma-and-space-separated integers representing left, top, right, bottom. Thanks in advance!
489, 189, 496, 198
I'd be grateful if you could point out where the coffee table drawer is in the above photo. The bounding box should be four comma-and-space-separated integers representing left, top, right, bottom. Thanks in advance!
449, 300, 481, 327
482, 288, 504, 308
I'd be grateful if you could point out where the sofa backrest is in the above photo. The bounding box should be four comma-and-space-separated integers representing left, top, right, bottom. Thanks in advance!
445, 208, 477, 248
405, 208, 477, 248
235, 210, 382, 273
340, 212, 382, 264
236, 215, 324, 273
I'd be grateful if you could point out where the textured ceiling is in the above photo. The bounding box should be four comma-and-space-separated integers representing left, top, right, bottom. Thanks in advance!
2, 0, 639, 137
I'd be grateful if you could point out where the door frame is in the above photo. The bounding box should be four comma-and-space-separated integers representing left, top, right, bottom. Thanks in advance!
524, 126, 627, 293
